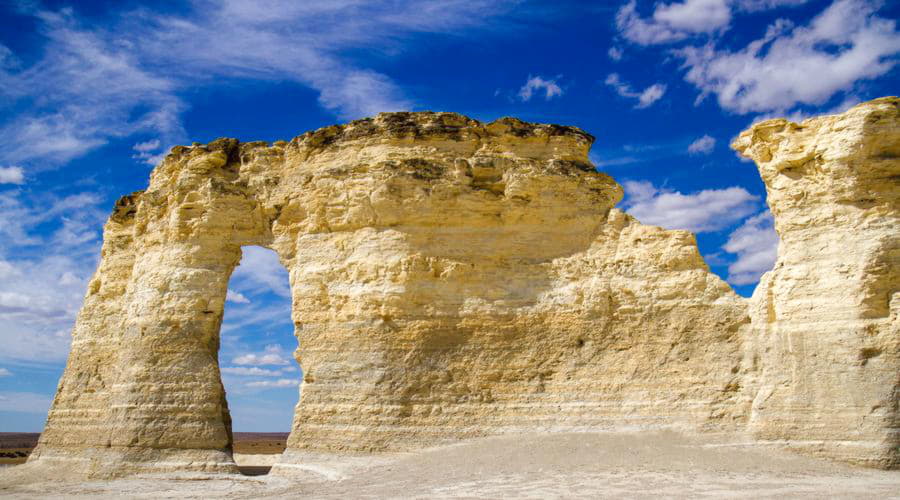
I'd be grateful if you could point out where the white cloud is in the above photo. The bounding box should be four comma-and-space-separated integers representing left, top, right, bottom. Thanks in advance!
233, 344, 291, 366
687, 134, 716, 154
0, 260, 18, 278
221, 366, 282, 377
608, 46, 624, 61
132, 139, 160, 153
0, 391, 54, 414
654, 0, 731, 33
58, 271, 81, 286
220, 301, 294, 337
0, 1, 516, 168
615, 0, 812, 46
677, 0, 900, 113
131, 139, 167, 165
636, 84, 667, 108
219, 248, 293, 337
592, 155, 641, 168
0, 166, 24, 184
0, 8, 184, 168
616, 0, 731, 45
0, 368, 11, 377
315, 70, 413, 119
621, 180, 759, 232
702, 252, 730, 266
0, 191, 106, 364
734, 0, 810, 12
605, 73, 667, 109
245, 378, 299, 388
722, 211, 779, 285
230, 246, 291, 298
518, 75, 564, 101
226, 289, 251, 304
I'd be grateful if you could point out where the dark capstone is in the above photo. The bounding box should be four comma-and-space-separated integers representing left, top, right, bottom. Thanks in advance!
111, 191, 145, 222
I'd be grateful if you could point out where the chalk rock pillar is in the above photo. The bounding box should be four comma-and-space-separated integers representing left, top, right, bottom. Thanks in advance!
30, 139, 268, 477
734, 97, 899, 468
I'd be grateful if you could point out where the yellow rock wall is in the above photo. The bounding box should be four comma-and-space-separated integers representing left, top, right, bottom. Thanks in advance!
734, 97, 899, 468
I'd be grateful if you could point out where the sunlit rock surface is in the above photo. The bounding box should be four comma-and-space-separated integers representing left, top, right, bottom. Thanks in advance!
734, 96, 899, 469
21, 98, 897, 478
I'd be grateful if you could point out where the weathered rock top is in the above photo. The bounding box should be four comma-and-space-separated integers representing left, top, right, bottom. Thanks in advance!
732, 97, 899, 231
733, 97, 898, 169
163, 111, 596, 170
140, 111, 623, 260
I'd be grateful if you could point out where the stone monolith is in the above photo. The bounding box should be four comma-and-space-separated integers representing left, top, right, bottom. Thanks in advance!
734, 96, 899, 469
22, 98, 898, 478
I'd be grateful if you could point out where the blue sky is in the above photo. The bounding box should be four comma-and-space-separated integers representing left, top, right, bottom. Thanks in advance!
0, 0, 897, 432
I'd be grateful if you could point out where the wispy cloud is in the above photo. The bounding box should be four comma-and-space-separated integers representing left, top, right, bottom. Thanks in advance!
245, 378, 299, 389
591, 136, 714, 169
230, 246, 291, 298
518, 75, 564, 101
0, 190, 107, 364
0, 0, 518, 171
608, 46, 624, 60
0, 9, 184, 169
620, 180, 758, 232
226, 289, 251, 304
605, 73, 666, 109
733, 0, 811, 12
0, 166, 25, 184
232, 344, 292, 366
221, 366, 284, 377
687, 134, 716, 154
615, 0, 811, 46
132, 139, 167, 165
722, 210, 779, 285
0, 391, 54, 413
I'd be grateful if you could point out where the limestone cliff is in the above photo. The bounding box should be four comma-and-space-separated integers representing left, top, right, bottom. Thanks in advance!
23, 98, 899, 479
733, 97, 899, 468
27, 112, 747, 478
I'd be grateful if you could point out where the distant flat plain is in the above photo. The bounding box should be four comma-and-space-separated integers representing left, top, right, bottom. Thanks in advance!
0, 432, 288, 468
0, 433, 37, 466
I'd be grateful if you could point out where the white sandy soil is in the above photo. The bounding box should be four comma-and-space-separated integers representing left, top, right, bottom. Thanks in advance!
1, 431, 898, 498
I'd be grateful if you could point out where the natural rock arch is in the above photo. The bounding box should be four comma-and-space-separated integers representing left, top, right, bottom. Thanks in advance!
25, 98, 899, 478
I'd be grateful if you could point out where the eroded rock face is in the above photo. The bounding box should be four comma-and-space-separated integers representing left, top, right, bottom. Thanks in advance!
733, 97, 899, 469
24, 98, 898, 478
27, 112, 748, 478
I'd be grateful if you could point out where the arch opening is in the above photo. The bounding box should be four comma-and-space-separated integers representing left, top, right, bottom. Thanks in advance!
219, 245, 299, 476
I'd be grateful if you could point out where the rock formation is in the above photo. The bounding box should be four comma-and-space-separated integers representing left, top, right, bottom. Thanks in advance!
22, 97, 897, 478
734, 96, 899, 469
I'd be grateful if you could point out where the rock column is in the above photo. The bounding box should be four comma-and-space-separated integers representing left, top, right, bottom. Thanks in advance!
734, 97, 899, 468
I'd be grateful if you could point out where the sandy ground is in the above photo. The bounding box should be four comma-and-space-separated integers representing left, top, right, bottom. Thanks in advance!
1, 431, 898, 498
